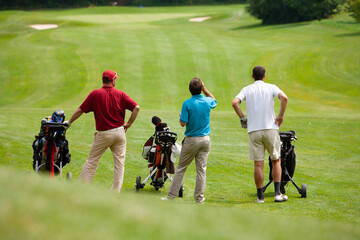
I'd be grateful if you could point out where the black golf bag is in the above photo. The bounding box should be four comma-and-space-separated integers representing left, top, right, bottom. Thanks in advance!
263, 130, 307, 198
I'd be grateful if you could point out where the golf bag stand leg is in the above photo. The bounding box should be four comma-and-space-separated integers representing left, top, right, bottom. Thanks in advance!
142, 167, 159, 185
283, 167, 302, 195
35, 160, 39, 174
59, 161, 63, 178
165, 172, 173, 182
262, 180, 272, 193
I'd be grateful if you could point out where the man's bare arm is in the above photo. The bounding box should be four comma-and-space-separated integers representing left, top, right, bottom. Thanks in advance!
68, 108, 84, 125
124, 105, 140, 132
232, 98, 245, 119
275, 92, 288, 127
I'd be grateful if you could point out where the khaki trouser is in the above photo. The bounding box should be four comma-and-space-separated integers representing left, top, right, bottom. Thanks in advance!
167, 135, 211, 203
79, 128, 126, 192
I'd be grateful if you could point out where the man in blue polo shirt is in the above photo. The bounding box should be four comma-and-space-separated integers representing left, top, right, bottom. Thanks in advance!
162, 77, 217, 203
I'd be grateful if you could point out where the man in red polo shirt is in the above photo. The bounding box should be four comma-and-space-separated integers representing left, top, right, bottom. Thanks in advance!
65, 70, 140, 192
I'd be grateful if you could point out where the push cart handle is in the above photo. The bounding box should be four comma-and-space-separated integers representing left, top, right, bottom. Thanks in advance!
280, 130, 297, 141
156, 131, 177, 136
41, 121, 67, 131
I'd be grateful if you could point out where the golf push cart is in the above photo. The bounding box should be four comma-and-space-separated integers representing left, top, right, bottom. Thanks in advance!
135, 116, 183, 197
32, 110, 72, 179
263, 130, 307, 198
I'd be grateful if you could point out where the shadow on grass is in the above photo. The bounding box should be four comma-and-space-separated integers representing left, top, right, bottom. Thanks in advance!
336, 32, 360, 37
206, 192, 276, 205
271, 22, 310, 29
231, 22, 309, 31
332, 21, 359, 25
134, 187, 164, 193
231, 23, 263, 31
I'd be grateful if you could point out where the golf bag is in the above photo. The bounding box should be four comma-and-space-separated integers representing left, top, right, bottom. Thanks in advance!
32, 110, 71, 178
263, 130, 307, 198
135, 116, 183, 196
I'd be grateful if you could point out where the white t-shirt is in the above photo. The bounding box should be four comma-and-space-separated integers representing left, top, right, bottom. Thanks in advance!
236, 80, 283, 133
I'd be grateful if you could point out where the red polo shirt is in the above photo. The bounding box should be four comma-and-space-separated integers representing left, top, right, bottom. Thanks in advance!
79, 85, 138, 131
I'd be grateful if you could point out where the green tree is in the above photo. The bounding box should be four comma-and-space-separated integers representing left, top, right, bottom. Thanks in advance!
130, 0, 245, 6
347, 0, 360, 21
0, 0, 111, 9
247, 0, 344, 24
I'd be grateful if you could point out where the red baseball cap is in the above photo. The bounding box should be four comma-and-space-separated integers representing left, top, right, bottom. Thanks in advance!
102, 70, 119, 80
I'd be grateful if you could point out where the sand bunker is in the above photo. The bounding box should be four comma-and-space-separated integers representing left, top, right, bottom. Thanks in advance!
188, 16, 211, 22
30, 24, 58, 30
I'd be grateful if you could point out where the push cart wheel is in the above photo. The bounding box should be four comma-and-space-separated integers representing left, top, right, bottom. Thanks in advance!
66, 172, 72, 180
301, 184, 307, 198
135, 176, 141, 192
178, 185, 184, 198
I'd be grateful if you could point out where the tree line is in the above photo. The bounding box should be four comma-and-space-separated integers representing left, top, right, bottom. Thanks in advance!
247, 0, 359, 24
129, 0, 245, 6
0, 0, 358, 23
0, 0, 245, 9
0, 0, 107, 9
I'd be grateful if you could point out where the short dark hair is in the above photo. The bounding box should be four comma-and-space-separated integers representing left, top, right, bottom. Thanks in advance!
102, 76, 112, 84
189, 77, 202, 95
252, 65, 266, 80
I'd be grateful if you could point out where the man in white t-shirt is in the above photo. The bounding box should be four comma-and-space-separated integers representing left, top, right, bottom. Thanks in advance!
232, 65, 288, 203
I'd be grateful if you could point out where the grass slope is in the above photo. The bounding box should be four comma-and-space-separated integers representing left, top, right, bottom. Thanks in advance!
1, 167, 359, 240
0, 4, 359, 238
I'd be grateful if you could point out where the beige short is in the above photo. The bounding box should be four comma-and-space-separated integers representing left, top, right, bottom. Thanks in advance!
249, 129, 280, 161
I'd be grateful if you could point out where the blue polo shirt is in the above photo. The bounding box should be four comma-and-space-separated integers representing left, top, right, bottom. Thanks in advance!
180, 94, 217, 137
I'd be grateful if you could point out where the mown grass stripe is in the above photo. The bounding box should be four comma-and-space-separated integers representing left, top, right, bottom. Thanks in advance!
0, 6, 359, 236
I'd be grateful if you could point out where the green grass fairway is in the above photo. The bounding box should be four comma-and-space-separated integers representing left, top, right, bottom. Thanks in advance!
1, 167, 359, 240
0, 4, 359, 239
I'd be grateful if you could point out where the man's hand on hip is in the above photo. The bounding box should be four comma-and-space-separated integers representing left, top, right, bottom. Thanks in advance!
275, 116, 284, 127
240, 117, 247, 129
123, 123, 131, 133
